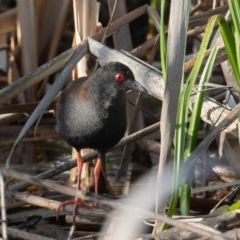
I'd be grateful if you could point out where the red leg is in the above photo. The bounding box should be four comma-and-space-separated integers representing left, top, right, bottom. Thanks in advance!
94, 158, 102, 194
56, 151, 86, 224
56, 152, 102, 223
76, 152, 83, 191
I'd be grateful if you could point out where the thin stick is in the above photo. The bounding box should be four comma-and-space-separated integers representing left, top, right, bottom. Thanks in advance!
0, 225, 56, 240
0, 169, 8, 240
102, 0, 118, 43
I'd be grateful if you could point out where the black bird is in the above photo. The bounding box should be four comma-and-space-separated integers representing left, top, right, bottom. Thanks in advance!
55, 62, 146, 220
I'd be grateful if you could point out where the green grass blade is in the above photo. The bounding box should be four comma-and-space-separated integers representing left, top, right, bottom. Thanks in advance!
160, 0, 167, 81
185, 46, 218, 156
229, 0, 240, 85
221, 200, 240, 214
229, 0, 240, 35
180, 46, 218, 215
170, 17, 220, 217
217, 14, 240, 85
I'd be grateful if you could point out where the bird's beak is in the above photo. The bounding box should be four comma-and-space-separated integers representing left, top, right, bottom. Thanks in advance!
125, 79, 148, 94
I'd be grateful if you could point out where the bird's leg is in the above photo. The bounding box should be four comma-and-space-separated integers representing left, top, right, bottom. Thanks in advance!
91, 154, 103, 209
94, 153, 113, 196
72, 152, 85, 220
94, 157, 102, 195
72, 151, 96, 221
56, 151, 88, 223
76, 151, 83, 191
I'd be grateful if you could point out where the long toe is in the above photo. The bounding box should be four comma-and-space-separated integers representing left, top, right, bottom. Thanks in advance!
56, 197, 90, 223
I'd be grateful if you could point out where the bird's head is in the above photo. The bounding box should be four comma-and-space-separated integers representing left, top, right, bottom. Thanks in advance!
99, 62, 147, 94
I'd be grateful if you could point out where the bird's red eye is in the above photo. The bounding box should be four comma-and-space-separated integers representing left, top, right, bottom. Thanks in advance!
115, 73, 125, 82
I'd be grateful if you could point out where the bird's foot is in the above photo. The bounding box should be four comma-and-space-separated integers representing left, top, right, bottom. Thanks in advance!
56, 197, 92, 223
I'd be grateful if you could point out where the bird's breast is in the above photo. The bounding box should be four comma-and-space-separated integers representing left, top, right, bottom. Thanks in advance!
56, 92, 127, 151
